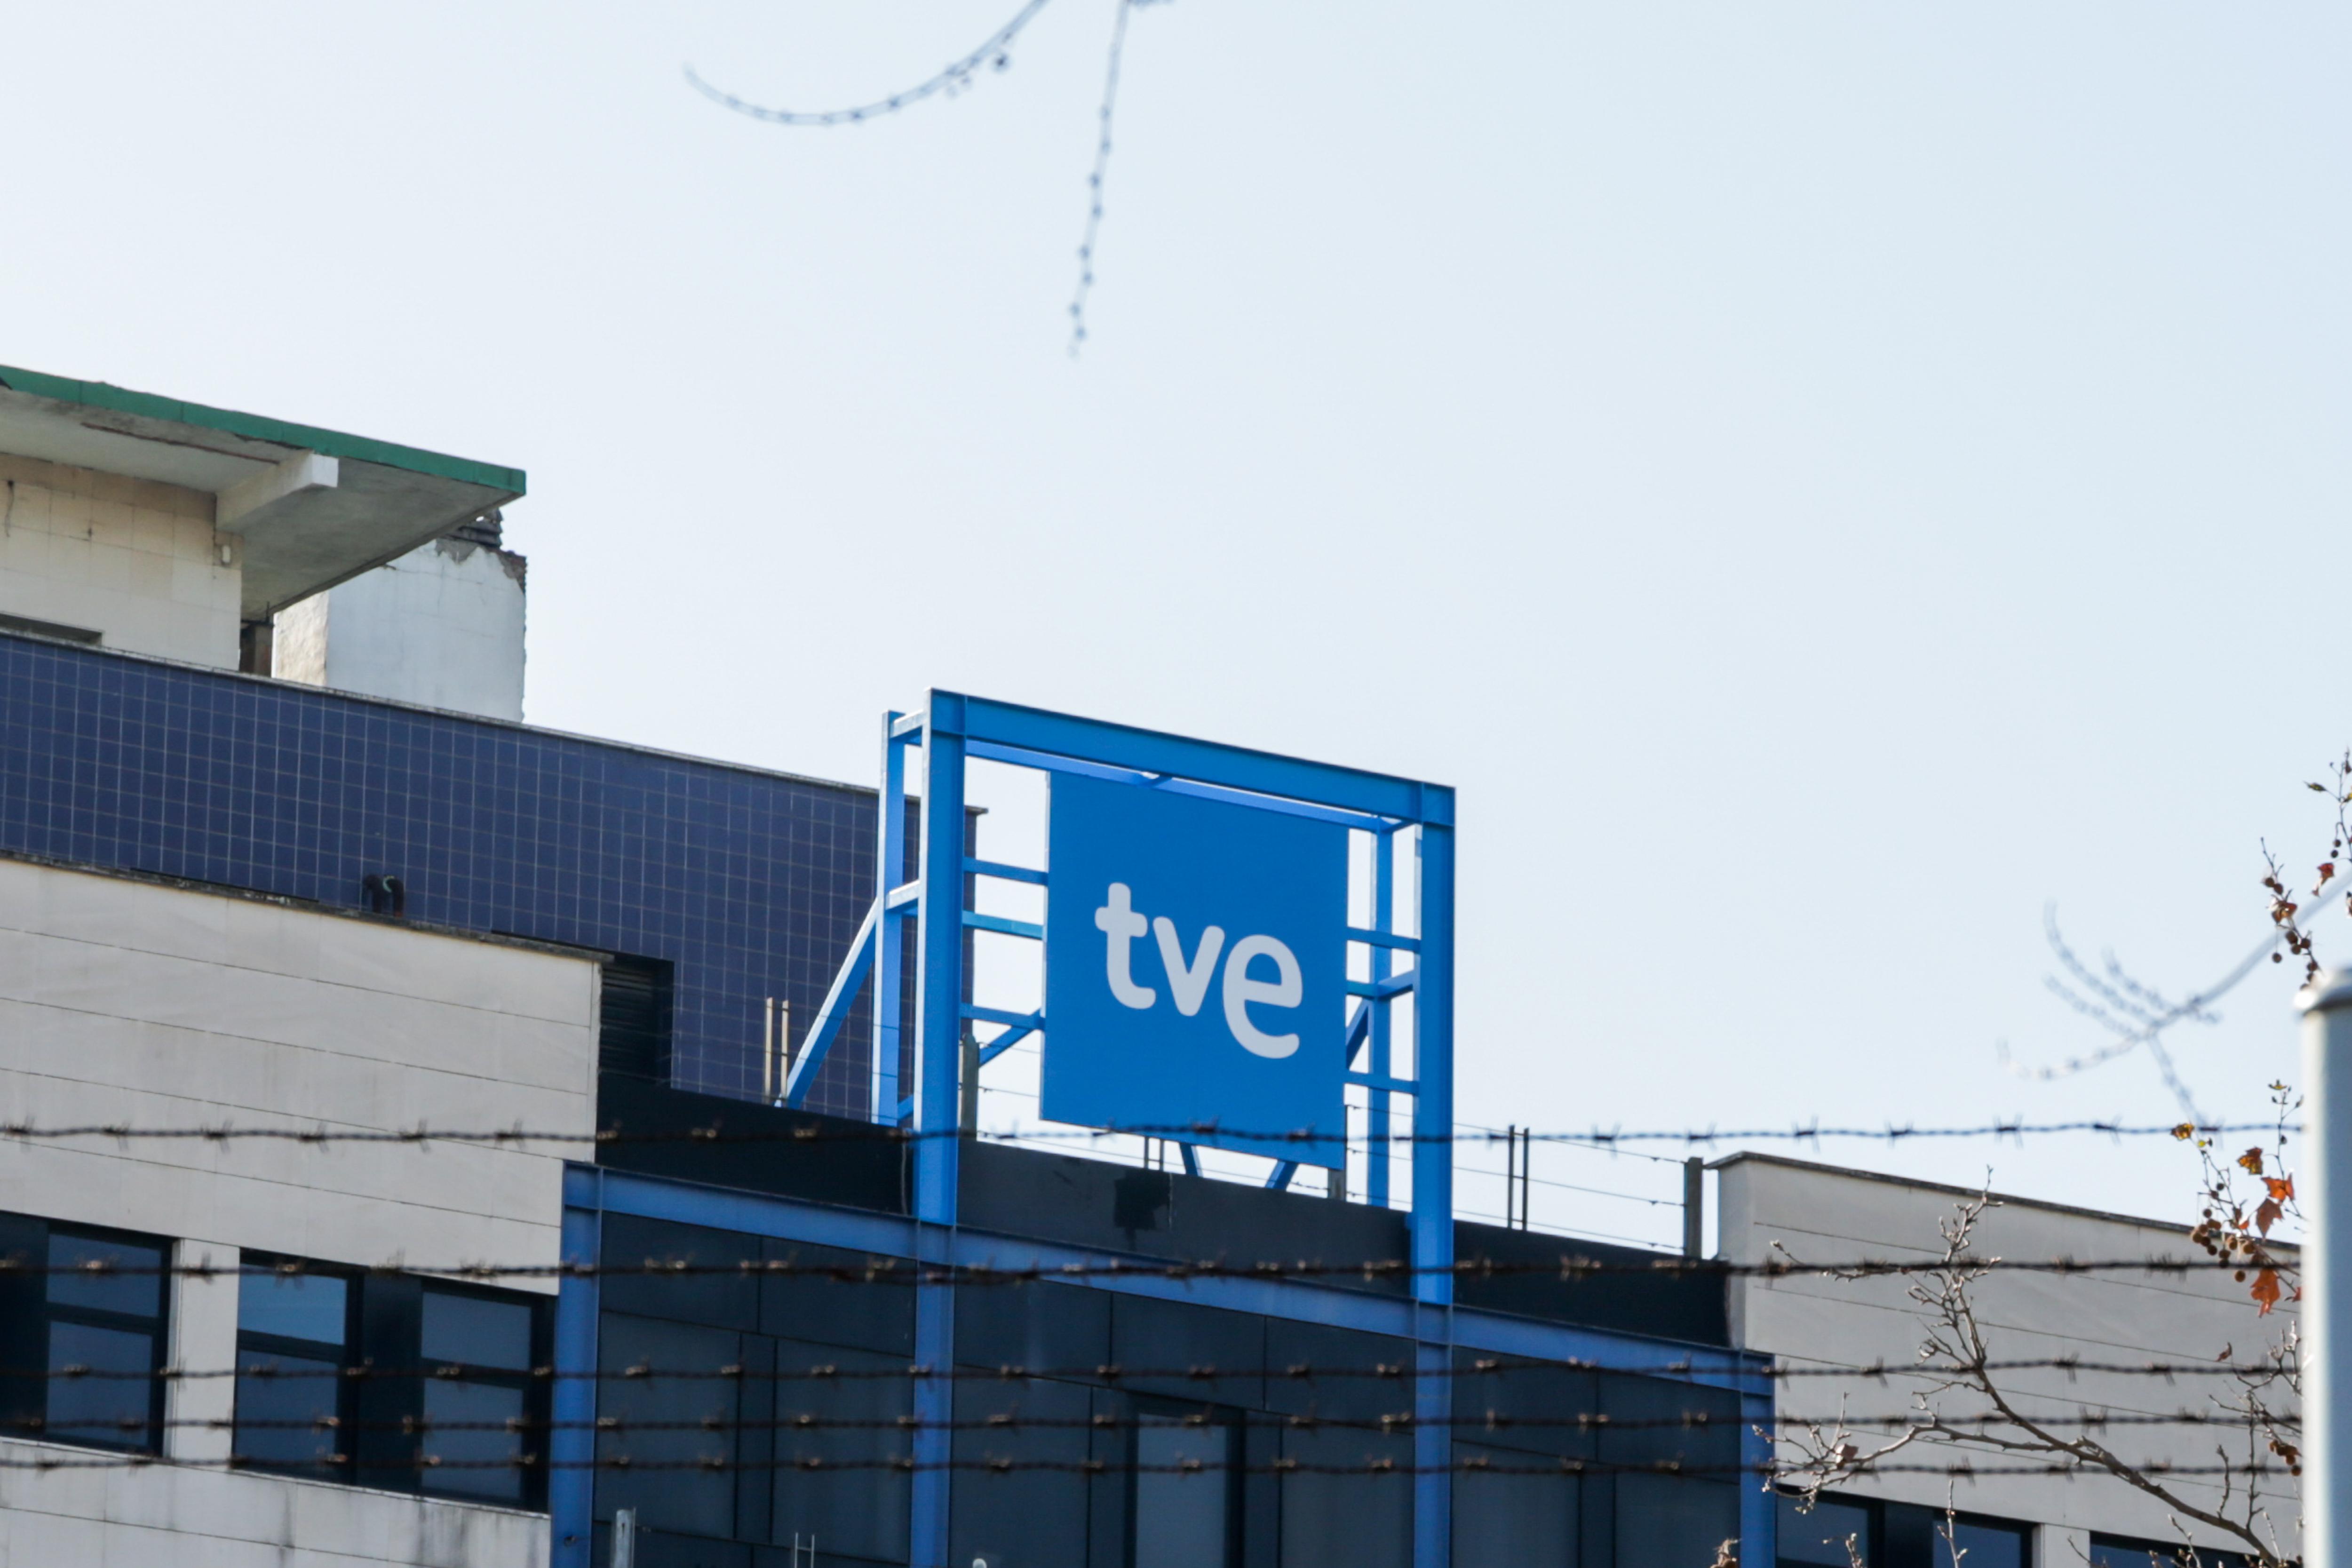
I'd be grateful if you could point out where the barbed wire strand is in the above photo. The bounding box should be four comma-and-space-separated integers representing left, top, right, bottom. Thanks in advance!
3, 1410, 2300, 1438
0, 1119, 2297, 1147
0, 1453, 2292, 1479
0, 1256, 2301, 1283
0, 1355, 2305, 1385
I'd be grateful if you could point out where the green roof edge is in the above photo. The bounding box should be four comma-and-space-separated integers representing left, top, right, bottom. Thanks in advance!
0, 365, 526, 497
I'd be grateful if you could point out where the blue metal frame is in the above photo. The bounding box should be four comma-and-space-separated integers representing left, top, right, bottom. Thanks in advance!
606, 692, 1772, 1568
549, 1186, 604, 1568
551, 1168, 1775, 1566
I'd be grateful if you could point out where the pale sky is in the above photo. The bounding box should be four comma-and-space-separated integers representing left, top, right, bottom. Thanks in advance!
10, 1, 2345, 1242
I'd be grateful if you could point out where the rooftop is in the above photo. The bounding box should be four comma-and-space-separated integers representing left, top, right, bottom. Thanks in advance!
0, 365, 524, 617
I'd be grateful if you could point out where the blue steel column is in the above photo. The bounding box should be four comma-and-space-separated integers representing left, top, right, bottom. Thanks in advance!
1740, 1387, 1778, 1566
1411, 804, 1457, 1568
909, 693, 969, 1566
1367, 826, 1396, 1209
872, 711, 909, 1121
549, 1187, 603, 1568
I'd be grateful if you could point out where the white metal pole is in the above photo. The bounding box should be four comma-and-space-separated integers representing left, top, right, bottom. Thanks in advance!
2302, 971, 2352, 1568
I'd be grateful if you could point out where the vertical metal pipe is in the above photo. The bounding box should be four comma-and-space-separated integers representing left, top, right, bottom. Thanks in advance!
2304, 971, 2352, 1568
1411, 809, 1457, 1568
909, 694, 969, 1568
1368, 826, 1396, 1209
1511, 1126, 1527, 1229
1682, 1157, 1705, 1259
549, 1198, 603, 1568
872, 713, 909, 1121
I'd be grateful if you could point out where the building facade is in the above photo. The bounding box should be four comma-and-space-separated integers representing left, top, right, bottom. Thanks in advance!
0, 363, 2300, 1568
1719, 1154, 2297, 1568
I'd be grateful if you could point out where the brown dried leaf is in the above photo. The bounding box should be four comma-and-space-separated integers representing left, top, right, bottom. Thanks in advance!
2238, 1148, 2266, 1176
2252, 1267, 2283, 1314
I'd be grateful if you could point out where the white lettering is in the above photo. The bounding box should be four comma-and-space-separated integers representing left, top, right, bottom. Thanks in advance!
1094, 883, 1157, 1009
1151, 918, 1225, 1017
1221, 934, 1302, 1058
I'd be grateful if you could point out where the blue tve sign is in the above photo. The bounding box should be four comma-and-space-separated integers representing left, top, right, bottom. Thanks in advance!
1041, 774, 1348, 1167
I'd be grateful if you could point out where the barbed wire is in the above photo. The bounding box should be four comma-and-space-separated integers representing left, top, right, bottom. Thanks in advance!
684, 0, 1054, 128
19, 1254, 2288, 1283
0, 1451, 2292, 1479
0, 1256, 2293, 1292
0, 1356, 2301, 1385
0, 1410, 2299, 1438
0, 1118, 2294, 1148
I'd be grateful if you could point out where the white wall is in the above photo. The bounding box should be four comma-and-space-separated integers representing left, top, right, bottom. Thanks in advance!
0, 855, 598, 1281
273, 536, 525, 721
0, 1441, 548, 1567
0, 854, 598, 1566
1719, 1154, 2299, 1560
0, 452, 239, 667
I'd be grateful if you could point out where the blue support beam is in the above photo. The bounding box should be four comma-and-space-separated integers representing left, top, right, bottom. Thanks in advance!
873, 715, 913, 1118
961, 910, 1043, 940
1411, 817, 1457, 1568
548, 1190, 602, 1568
1367, 827, 1398, 1211
1264, 1160, 1299, 1191
783, 896, 877, 1108
1345, 971, 1417, 1001
908, 698, 970, 1568
963, 857, 1047, 886
974, 1012, 1040, 1067
950, 691, 1443, 823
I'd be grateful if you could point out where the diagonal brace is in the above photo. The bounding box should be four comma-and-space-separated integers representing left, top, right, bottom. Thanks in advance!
784, 896, 879, 1107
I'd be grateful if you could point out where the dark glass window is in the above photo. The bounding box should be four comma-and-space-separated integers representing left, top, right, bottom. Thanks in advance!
33, 1223, 167, 1453
420, 1284, 541, 1503
1781, 1496, 1874, 1565
1453, 1441, 1578, 1566
234, 1263, 354, 1478
1947, 1520, 2028, 1568
599, 955, 675, 1083
1133, 1406, 1237, 1568
233, 1259, 549, 1505
771, 1338, 914, 1564
2090, 1536, 2244, 1568
1787, 1493, 2041, 1568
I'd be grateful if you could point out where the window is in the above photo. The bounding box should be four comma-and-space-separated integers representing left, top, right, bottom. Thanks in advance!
420, 1284, 539, 1503
0, 1214, 169, 1454
2089, 1536, 2248, 1568
232, 1258, 550, 1505
599, 955, 675, 1082
1781, 1496, 1875, 1565
1132, 1405, 1237, 1568
1782, 1493, 2034, 1568
39, 1224, 167, 1452
235, 1261, 354, 1478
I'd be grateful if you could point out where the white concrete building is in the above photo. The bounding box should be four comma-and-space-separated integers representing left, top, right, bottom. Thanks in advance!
0, 850, 600, 1564
271, 512, 529, 723
1717, 1154, 2298, 1568
0, 364, 522, 680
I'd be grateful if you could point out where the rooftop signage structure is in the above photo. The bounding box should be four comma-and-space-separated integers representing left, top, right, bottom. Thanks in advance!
779, 690, 1462, 1561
